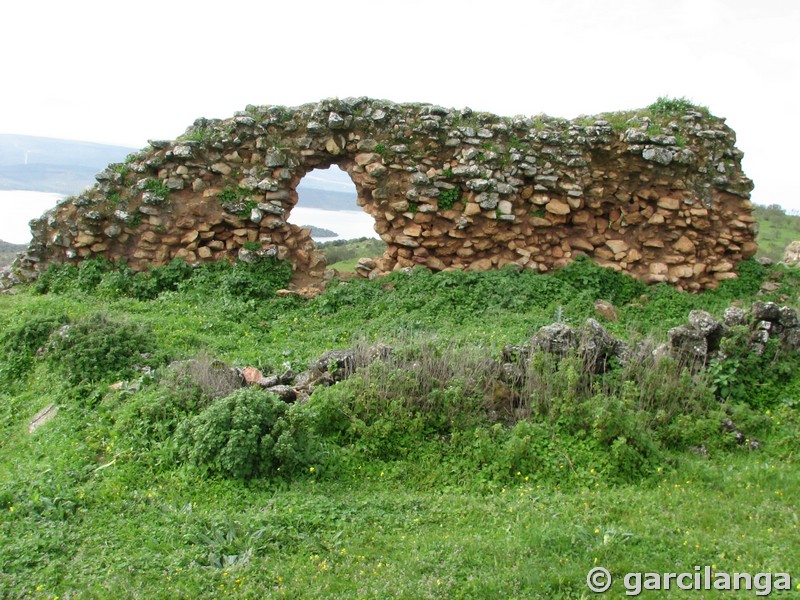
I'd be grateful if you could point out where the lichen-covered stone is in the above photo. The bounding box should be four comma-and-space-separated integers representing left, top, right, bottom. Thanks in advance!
723, 306, 747, 327
533, 323, 577, 357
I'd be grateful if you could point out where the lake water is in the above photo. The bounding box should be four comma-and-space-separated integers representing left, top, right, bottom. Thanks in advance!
0, 190, 63, 244
0, 191, 379, 244
287, 207, 379, 241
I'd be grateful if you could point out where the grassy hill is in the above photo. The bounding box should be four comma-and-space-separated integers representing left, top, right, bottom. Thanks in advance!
319, 237, 386, 271
1, 257, 799, 597
754, 204, 800, 262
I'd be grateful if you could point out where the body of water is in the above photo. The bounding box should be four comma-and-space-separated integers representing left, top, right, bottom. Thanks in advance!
0, 192, 379, 245
288, 207, 379, 242
0, 190, 63, 244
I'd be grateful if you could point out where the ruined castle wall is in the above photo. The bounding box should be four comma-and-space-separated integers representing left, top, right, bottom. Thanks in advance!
18, 98, 756, 290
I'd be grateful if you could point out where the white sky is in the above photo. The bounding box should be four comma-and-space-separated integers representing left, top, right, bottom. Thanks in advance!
1, 0, 799, 211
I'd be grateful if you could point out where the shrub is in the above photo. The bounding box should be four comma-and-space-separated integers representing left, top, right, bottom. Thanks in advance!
708, 334, 800, 410
438, 188, 461, 211
221, 258, 293, 300
142, 178, 170, 201
648, 96, 705, 116
583, 392, 661, 480
553, 255, 646, 306
94, 262, 136, 298
114, 369, 208, 448
45, 314, 158, 385
77, 257, 112, 292
714, 258, 767, 300
321, 339, 493, 426
176, 388, 319, 479
0, 314, 69, 384
112, 356, 244, 466
32, 263, 79, 294
31, 257, 292, 302
127, 259, 194, 300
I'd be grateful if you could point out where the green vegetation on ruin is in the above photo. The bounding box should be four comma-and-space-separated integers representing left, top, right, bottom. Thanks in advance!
571, 96, 714, 134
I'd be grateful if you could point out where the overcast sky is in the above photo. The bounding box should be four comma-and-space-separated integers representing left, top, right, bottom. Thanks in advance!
2, 0, 798, 210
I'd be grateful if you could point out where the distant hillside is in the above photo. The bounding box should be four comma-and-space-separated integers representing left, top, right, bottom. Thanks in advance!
0, 239, 26, 267
0, 134, 136, 195
0, 164, 103, 195
753, 204, 800, 261
295, 186, 358, 211
303, 225, 338, 238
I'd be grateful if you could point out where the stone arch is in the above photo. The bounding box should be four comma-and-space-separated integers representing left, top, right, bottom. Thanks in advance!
285, 159, 388, 273
245, 143, 396, 278
17, 97, 757, 291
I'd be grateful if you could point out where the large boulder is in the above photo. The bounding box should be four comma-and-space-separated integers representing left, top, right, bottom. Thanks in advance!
669, 310, 724, 365
723, 306, 747, 327
669, 324, 711, 365
579, 318, 620, 373
263, 385, 297, 403
532, 323, 577, 357
314, 349, 356, 381
783, 240, 800, 265
688, 310, 724, 353
751, 301, 780, 323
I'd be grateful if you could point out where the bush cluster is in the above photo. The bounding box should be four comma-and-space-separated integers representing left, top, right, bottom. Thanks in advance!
314, 256, 648, 322
14, 253, 796, 487
44, 314, 158, 385
0, 314, 68, 385
707, 328, 800, 410
32, 256, 292, 301
302, 339, 724, 484
175, 387, 320, 478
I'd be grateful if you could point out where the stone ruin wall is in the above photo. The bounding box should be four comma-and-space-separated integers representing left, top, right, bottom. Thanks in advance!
15, 98, 757, 291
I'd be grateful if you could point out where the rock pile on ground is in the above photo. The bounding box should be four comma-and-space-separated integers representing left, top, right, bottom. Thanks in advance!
173, 302, 798, 407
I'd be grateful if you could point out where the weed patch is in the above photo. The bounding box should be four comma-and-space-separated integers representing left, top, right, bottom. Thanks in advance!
44, 313, 159, 385
176, 388, 321, 478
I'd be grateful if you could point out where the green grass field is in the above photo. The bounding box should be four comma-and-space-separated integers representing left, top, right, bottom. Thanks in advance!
327, 257, 359, 273
1, 254, 799, 598
754, 204, 800, 262
319, 238, 384, 274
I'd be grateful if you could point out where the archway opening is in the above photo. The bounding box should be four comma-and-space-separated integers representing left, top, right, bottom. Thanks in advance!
289, 165, 384, 272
